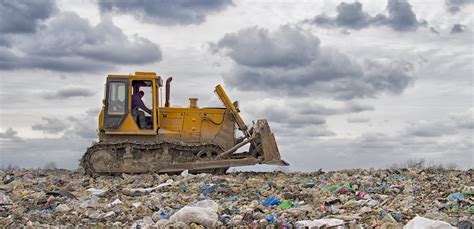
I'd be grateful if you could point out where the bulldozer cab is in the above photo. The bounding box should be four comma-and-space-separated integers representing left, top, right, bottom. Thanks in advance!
101, 72, 162, 135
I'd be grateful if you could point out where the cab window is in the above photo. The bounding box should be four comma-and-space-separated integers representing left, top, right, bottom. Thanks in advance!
108, 82, 126, 114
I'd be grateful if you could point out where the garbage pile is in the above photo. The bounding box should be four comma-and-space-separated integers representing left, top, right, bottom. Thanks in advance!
0, 168, 472, 228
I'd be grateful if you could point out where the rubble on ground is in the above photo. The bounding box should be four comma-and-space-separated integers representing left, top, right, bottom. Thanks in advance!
0, 168, 472, 228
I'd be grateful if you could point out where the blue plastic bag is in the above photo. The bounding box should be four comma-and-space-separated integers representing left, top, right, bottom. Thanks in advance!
447, 192, 464, 201
262, 197, 281, 207
266, 215, 276, 222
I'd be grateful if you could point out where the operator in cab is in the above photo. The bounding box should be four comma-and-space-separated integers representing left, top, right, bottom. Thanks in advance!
132, 91, 151, 129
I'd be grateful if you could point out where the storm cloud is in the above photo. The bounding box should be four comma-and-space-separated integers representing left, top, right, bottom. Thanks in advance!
42, 88, 95, 99
212, 25, 414, 100
0, 12, 162, 72
0, 0, 57, 34
98, 0, 234, 25
308, 0, 425, 31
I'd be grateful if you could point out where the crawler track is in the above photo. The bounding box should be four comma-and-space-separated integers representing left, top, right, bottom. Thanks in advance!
80, 141, 229, 175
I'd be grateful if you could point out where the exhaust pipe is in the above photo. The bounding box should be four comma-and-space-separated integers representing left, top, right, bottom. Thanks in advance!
165, 77, 172, 107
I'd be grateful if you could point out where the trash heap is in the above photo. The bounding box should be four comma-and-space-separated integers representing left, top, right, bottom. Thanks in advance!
0, 168, 472, 228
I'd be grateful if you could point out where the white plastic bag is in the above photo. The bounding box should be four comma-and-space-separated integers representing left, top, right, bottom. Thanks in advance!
295, 218, 345, 229
169, 199, 218, 227
86, 188, 107, 196
55, 204, 71, 212
403, 216, 455, 229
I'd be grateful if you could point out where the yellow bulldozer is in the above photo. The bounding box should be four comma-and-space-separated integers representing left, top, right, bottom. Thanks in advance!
80, 72, 288, 175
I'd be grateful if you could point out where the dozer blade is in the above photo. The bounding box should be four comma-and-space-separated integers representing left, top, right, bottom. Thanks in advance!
254, 119, 289, 166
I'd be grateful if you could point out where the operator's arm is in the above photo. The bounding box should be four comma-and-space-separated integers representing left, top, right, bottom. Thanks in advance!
137, 99, 152, 114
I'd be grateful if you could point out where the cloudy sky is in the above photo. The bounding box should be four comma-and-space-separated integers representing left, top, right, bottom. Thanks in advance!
0, 0, 472, 170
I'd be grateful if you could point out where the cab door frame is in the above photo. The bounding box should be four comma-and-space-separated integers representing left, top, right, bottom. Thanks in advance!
104, 76, 159, 135
104, 78, 129, 130
129, 79, 159, 133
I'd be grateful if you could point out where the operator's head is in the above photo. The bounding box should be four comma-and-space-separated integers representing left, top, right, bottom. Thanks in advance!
138, 91, 144, 98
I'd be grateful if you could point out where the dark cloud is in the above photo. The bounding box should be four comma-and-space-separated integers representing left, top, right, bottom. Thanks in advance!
308, 0, 425, 31
98, 0, 234, 25
42, 88, 95, 99
211, 26, 320, 68
0, 128, 21, 141
32, 117, 69, 134
0, 12, 162, 72
0, 0, 57, 34
212, 25, 414, 100
0, 47, 19, 70
446, 0, 474, 13
0, 37, 10, 47
451, 24, 466, 33
385, 0, 424, 31
334, 2, 368, 28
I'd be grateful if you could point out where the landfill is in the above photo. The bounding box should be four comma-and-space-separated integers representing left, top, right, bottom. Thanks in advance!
0, 168, 472, 228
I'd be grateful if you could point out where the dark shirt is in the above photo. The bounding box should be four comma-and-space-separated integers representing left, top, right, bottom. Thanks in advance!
132, 94, 151, 114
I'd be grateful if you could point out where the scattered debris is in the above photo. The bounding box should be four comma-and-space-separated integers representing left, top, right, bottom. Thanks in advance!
0, 168, 472, 227
0, 191, 12, 205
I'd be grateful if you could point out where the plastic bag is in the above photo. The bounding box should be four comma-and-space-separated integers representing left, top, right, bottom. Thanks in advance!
86, 188, 107, 196
280, 200, 293, 209
447, 193, 464, 201
262, 197, 281, 207
295, 218, 345, 228
169, 199, 218, 227
403, 216, 455, 229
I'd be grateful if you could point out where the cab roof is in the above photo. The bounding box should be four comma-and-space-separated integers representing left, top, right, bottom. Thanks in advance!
108, 72, 160, 79
107, 72, 163, 86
